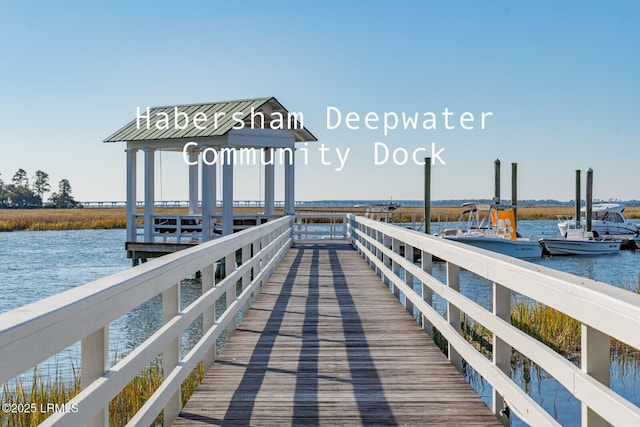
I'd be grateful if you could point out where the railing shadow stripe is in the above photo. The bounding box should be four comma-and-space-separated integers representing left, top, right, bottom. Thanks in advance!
220, 248, 305, 425
293, 248, 320, 425
329, 246, 398, 425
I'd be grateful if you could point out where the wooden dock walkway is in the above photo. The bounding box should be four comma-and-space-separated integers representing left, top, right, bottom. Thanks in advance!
174, 241, 500, 426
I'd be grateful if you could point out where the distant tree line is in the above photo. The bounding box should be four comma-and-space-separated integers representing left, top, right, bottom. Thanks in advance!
0, 169, 79, 208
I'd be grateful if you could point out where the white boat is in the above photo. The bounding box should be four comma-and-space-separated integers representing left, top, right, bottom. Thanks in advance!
438, 204, 543, 259
539, 223, 621, 256
557, 203, 639, 238
357, 203, 401, 222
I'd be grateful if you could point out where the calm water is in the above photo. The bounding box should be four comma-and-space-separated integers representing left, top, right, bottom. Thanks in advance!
1, 223, 639, 426
0, 229, 208, 383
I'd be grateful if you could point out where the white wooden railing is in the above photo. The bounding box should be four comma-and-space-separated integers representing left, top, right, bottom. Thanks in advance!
347, 214, 640, 427
0, 216, 293, 427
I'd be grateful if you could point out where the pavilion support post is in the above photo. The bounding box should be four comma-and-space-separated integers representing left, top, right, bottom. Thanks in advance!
284, 147, 295, 215
188, 151, 199, 214
202, 150, 216, 241
222, 151, 234, 236
126, 148, 137, 243
264, 148, 275, 216
143, 148, 155, 242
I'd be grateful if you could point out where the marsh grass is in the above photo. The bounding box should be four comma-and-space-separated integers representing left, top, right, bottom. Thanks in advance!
0, 207, 282, 231
510, 300, 581, 357
1, 358, 205, 427
0, 209, 127, 231
436, 281, 640, 369
1, 366, 81, 427
393, 205, 640, 222
5, 204, 636, 231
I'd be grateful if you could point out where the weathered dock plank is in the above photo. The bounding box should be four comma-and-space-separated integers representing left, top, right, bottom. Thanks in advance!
174, 241, 499, 426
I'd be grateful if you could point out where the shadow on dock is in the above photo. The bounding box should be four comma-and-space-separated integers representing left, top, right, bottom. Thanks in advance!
175, 241, 499, 426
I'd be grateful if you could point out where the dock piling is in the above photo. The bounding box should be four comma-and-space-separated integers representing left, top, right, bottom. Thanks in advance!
586, 168, 593, 232
575, 170, 581, 229
424, 157, 431, 234
494, 159, 501, 203
511, 163, 517, 228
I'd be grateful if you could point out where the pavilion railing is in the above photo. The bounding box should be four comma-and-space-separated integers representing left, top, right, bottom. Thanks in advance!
131, 213, 282, 243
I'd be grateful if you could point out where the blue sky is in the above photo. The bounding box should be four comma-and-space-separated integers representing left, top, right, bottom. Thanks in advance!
1, 1, 638, 202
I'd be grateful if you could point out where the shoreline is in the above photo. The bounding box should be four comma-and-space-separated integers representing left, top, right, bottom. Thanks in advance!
3, 205, 639, 232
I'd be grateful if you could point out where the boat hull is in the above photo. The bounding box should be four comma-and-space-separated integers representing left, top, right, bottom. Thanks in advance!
443, 236, 543, 259
539, 238, 621, 256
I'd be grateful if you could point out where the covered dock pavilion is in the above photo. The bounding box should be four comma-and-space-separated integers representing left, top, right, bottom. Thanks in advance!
103, 97, 316, 260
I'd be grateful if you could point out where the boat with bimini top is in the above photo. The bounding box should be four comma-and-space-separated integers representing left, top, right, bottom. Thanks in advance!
437, 203, 543, 259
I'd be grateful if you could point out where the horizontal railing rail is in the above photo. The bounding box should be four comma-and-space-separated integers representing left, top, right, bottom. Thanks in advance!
347, 214, 640, 427
0, 216, 293, 426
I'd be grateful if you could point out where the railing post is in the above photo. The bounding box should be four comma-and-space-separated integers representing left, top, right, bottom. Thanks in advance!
383, 234, 392, 287
375, 229, 383, 277
225, 251, 237, 336
241, 243, 251, 315
493, 282, 511, 426
364, 226, 371, 263
581, 325, 610, 427
421, 250, 433, 336
404, 243, 415, 318
202, 263, 216, 369
391, 239, 401, 298
261, 232, 268, 267
446, 262, 462, 372
82, 327, 108, 427
253, 238, 264, 294
162, 282, 181, 426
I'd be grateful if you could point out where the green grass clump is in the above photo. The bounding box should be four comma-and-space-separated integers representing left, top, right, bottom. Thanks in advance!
1, 367, 81, 427
510, 299, 581, 356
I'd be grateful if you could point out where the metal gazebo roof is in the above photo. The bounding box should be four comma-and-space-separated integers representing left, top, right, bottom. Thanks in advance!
104, 97, 316, 143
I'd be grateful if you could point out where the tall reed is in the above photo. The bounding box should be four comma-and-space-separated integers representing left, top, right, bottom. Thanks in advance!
1, 359, 204, 426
